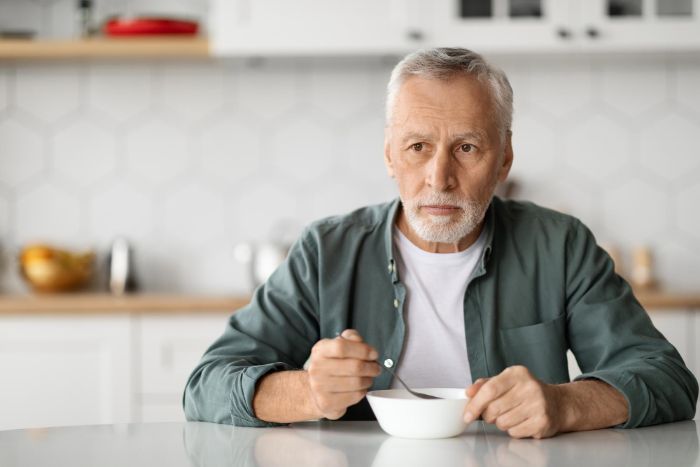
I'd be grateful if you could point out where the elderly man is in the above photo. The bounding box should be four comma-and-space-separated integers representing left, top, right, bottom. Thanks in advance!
184, 47, 697, 438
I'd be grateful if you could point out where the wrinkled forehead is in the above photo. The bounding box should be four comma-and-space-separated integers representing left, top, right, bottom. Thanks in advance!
390, 75, 500, 137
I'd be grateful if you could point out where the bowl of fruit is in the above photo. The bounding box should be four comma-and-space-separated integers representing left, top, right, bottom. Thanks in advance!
19, 244, 95, 293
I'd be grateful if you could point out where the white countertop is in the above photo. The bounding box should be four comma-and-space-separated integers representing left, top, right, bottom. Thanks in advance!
1, 420, 698, 467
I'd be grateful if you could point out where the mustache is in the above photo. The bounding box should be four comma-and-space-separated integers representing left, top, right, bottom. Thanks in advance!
407, 192, 477, 209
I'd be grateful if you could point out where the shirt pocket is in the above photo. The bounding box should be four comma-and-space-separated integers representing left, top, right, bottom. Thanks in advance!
498, 314, 570, 383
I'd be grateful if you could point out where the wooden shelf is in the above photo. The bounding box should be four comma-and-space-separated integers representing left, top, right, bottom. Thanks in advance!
0, 37, 210, 60
0, 290, 699, 315
0, 293, 249, 314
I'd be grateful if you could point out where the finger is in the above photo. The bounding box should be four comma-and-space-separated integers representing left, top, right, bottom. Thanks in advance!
506, 415, 554, 439
309, 358, 382, 377
493, 402, 529, 432
466, 378, 489, 398
481, 386, 521, 424
340, 329, 364, 342
314, 338, 378, 361
505, 417, 540, 439
463, 374, 517, 423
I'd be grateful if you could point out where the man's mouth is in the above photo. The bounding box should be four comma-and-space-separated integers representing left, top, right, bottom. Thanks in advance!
421, 205, 461, 216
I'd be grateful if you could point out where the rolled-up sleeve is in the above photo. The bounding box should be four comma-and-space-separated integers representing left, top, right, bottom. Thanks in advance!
183, 229, 320, 426
565, 219, 698, 428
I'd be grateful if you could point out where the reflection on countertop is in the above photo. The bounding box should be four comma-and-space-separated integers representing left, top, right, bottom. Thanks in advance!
182, 419, 700, 467
2, 420, 698, 467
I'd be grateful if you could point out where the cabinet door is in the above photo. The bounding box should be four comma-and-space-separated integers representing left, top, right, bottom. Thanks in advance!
137, 313, 229, 422
210, 0, 423, 55
579, 0, 700, 51
0, 315, 132, 430
426, 0, 577, 53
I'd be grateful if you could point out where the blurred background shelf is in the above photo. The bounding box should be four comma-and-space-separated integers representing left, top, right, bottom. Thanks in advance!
0, 37, 210, 60
0, 293, 249, 314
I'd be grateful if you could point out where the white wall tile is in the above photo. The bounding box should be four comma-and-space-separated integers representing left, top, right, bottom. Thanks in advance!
271, 117, 333, 182
599, 62, 667, 118
158, 64, 224, 123
88, 63, 152, 122
199, 116, 262, 184
301, 178, 388, 225
162, 182, 225, 247
564, 113, 632, 183
337, 113, 387, 183
602, 178, 669, 245
528, 63, 592, 117
15, 65, 81, 123
234, 66, 300, 119
638, 113, 700, 181
0, 118, 45, 187
675, 181, 700, 242
124, 117, 190, 184
15, 181, 82, 246
89, 180, 154, 244
0, 194, 9, 238
510, 114, 558, 181
53, 118, 117, 187
307, 66, 373, 120
0, 69, 8, 112
674, 63, 700, 115
232, 182, 299, 241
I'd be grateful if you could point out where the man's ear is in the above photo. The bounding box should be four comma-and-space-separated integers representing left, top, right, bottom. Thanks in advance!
498, 130, 513, 183
384, 128, 395, 178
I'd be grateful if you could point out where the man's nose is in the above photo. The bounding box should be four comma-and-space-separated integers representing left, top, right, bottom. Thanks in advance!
426, 148, 456, 191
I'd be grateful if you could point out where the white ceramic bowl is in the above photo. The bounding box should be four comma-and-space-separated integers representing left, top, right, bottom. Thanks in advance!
366, 388, 469, 439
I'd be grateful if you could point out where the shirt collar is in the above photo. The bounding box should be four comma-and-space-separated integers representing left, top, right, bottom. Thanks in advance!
384, 197, 496, 283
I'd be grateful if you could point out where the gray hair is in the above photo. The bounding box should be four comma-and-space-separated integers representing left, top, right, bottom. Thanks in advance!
386, 47, 513, 137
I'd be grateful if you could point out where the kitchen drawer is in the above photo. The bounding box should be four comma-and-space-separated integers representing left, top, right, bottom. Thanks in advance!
137, 313, 229, 396
0, 314, 132, 430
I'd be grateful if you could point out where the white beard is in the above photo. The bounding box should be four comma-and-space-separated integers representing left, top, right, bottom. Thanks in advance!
402, 192, 490, 244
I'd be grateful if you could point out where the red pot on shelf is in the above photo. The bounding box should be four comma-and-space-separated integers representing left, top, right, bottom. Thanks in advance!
103, 17, 199, 36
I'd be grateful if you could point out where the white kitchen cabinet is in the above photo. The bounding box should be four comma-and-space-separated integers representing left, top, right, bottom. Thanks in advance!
427, 0, 700, 53
136, 313, 229, 422
425, 0, 576, 54
211, 0, 700, 56
210, 0, 425, 56
0, 315, 133, 430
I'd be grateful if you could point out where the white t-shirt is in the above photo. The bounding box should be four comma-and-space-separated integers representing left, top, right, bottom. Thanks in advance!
390, 226, 487, 389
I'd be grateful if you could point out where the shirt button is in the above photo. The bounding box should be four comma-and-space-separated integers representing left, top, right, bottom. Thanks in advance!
393, 298, 399, 308
384, 359, 394, 368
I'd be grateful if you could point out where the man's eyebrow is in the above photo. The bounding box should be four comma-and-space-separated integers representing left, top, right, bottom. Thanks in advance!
399, 131, 431, 143
453, 131, 486, 142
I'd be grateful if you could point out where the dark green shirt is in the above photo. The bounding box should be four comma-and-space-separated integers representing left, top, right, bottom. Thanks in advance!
183, 197, 698, 428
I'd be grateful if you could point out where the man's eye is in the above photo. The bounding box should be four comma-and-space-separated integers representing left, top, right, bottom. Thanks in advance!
460, 143, 475, 153
411, 143, 423, 152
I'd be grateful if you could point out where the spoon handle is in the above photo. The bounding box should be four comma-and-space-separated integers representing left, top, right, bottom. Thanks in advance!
383, 365, 441, 400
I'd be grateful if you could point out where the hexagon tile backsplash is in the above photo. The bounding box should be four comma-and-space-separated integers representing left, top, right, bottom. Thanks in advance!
0, 56, 699, 294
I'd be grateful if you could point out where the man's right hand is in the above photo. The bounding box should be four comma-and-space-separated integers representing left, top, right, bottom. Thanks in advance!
307, 329, 382, 420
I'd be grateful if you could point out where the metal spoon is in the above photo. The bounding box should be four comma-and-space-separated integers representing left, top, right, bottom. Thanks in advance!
382, 365, 442, 400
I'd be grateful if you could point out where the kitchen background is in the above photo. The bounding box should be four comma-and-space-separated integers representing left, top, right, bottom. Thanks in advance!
1, 0, 699, 430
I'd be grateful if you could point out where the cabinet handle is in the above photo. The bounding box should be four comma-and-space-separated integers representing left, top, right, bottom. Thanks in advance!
586, 26, 600, 39
556, 27, 572, 39
406, 29, 424, 42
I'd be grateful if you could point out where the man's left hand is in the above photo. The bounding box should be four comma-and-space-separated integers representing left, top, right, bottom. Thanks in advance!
463, 365, 564, 439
